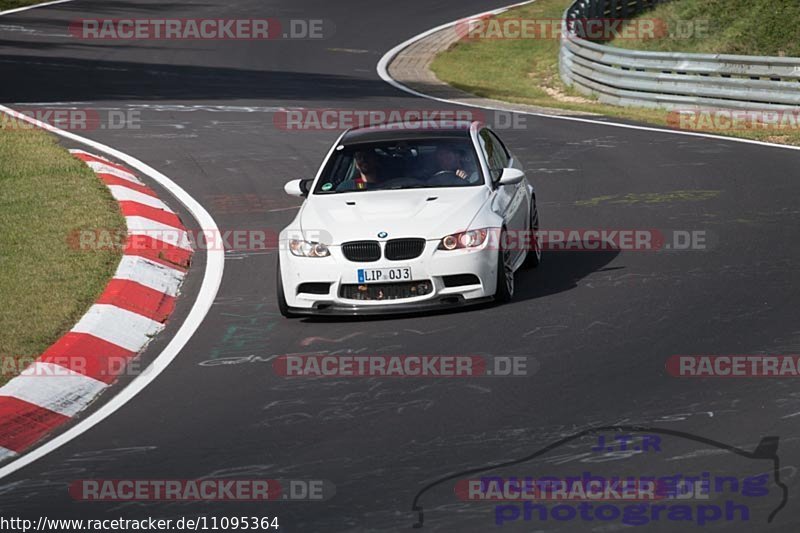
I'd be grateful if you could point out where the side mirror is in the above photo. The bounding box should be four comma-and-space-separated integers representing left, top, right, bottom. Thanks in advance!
497, 168, 524, 185
284, 178, 312, 197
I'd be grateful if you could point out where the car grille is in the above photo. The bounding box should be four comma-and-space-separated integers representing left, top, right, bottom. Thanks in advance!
384, 238, 426, 261
339, 280, 433, 301
341, 241, 381, 262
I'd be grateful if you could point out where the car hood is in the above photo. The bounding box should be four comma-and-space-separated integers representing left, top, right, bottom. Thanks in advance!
299, 187, 490, 244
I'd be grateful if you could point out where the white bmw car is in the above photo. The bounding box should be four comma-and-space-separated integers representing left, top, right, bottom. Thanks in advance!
277, 120, 540, 317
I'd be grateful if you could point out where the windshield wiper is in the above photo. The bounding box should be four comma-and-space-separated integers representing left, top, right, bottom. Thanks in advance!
384, 184, 430, 190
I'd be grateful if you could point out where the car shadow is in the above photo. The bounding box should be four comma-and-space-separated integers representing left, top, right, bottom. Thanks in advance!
513, 246, 621, 302
301, 243, 621, 323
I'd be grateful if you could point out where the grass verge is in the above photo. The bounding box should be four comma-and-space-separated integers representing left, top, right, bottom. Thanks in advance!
0, 0, 51, 10
429, 0, 800, 146
0, 118, 124, 385
610, 0, 800, 56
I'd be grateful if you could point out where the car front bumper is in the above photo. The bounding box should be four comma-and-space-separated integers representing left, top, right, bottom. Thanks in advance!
285, 295, 495, 316
279, 239, 499, 315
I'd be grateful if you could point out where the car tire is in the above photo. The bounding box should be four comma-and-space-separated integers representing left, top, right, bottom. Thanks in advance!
276, 257, 298, 318
494, 229, 515, 303
522, 196, 541, 269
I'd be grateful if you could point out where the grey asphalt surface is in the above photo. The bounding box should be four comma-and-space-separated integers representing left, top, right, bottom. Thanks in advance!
1, 0, 800, 531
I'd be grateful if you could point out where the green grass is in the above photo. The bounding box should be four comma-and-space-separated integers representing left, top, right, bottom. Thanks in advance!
0, 120, 124, 385
430, 0, 800, 146
610, 0, 800, 56
432, 0, 586, 111
0, 0, 48, 10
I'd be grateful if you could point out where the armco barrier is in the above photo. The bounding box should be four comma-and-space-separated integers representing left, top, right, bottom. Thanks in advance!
559, 0, 800, 110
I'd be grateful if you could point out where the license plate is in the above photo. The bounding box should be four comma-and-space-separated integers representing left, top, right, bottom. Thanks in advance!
357, 267, 411, 283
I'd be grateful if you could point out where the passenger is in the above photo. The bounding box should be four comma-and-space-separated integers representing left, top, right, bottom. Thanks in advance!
335, 150, 384, 192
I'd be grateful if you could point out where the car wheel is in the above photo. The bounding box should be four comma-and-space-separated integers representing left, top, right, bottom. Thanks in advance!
522, 196, 541, 269
276, 257, 298, 318
494, 229, 515, 303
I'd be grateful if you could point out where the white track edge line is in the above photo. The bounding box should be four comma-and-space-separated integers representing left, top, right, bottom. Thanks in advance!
375, 0, 800, 153
0, 0, 74, 16
0, 104, 224, 478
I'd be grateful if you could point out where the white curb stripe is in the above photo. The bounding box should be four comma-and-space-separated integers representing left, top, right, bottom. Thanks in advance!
108, 185, 174, 212
125, 216, 193, 251
113, 255, 184, 297
71, 304, 164, 352
86, 161, 143, 185
1, 363, 108, 418
0, 447, 17, 461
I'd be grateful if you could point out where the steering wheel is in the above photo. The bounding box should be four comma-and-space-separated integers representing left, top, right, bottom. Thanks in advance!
433, 170, 459, 178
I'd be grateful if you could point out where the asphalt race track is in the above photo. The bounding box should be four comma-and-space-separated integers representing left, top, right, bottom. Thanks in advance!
1, 1, 800, 531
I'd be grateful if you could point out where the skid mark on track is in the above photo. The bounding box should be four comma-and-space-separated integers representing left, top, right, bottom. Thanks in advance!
297, 327, 457, 348
522, 325, 568, 338
256, 383, 441, 427
576, 190, 721, 207
300, 332, 364, 347
207, 303, 279, 359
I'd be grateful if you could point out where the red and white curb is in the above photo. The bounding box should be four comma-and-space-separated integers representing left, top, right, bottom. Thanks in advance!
0, 150, 192, 460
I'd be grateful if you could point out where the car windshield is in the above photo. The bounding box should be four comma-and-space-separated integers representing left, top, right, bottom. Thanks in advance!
313, 139, 483, 194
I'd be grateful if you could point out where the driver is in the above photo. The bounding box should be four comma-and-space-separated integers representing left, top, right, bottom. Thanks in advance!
434, 145, 469, 179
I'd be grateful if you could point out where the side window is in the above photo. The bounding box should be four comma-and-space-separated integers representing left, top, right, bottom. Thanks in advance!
478, 129, 509, 180
487, 130, 510, 167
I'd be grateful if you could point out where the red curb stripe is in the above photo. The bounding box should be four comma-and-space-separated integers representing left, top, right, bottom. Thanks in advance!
0, 397, 70, 453
120, 201, 184, 230
39, 332, 135, 384
97, 279, 176, 323
72, 152, 134, 175
98, 173, 158, 197
124, 235, 191, 270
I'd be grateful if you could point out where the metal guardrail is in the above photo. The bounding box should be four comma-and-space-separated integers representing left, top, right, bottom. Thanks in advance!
559, 0, 800, 110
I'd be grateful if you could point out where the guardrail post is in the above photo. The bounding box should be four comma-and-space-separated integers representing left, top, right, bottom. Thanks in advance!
585, 0, 593, 18
599, 0, 609, 18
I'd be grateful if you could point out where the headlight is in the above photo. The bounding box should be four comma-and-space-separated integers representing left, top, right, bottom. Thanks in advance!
438, 229, 488, 250
289, 239, 330, 257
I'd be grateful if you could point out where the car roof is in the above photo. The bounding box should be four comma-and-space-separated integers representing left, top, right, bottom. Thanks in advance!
340, 119, 480, 145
